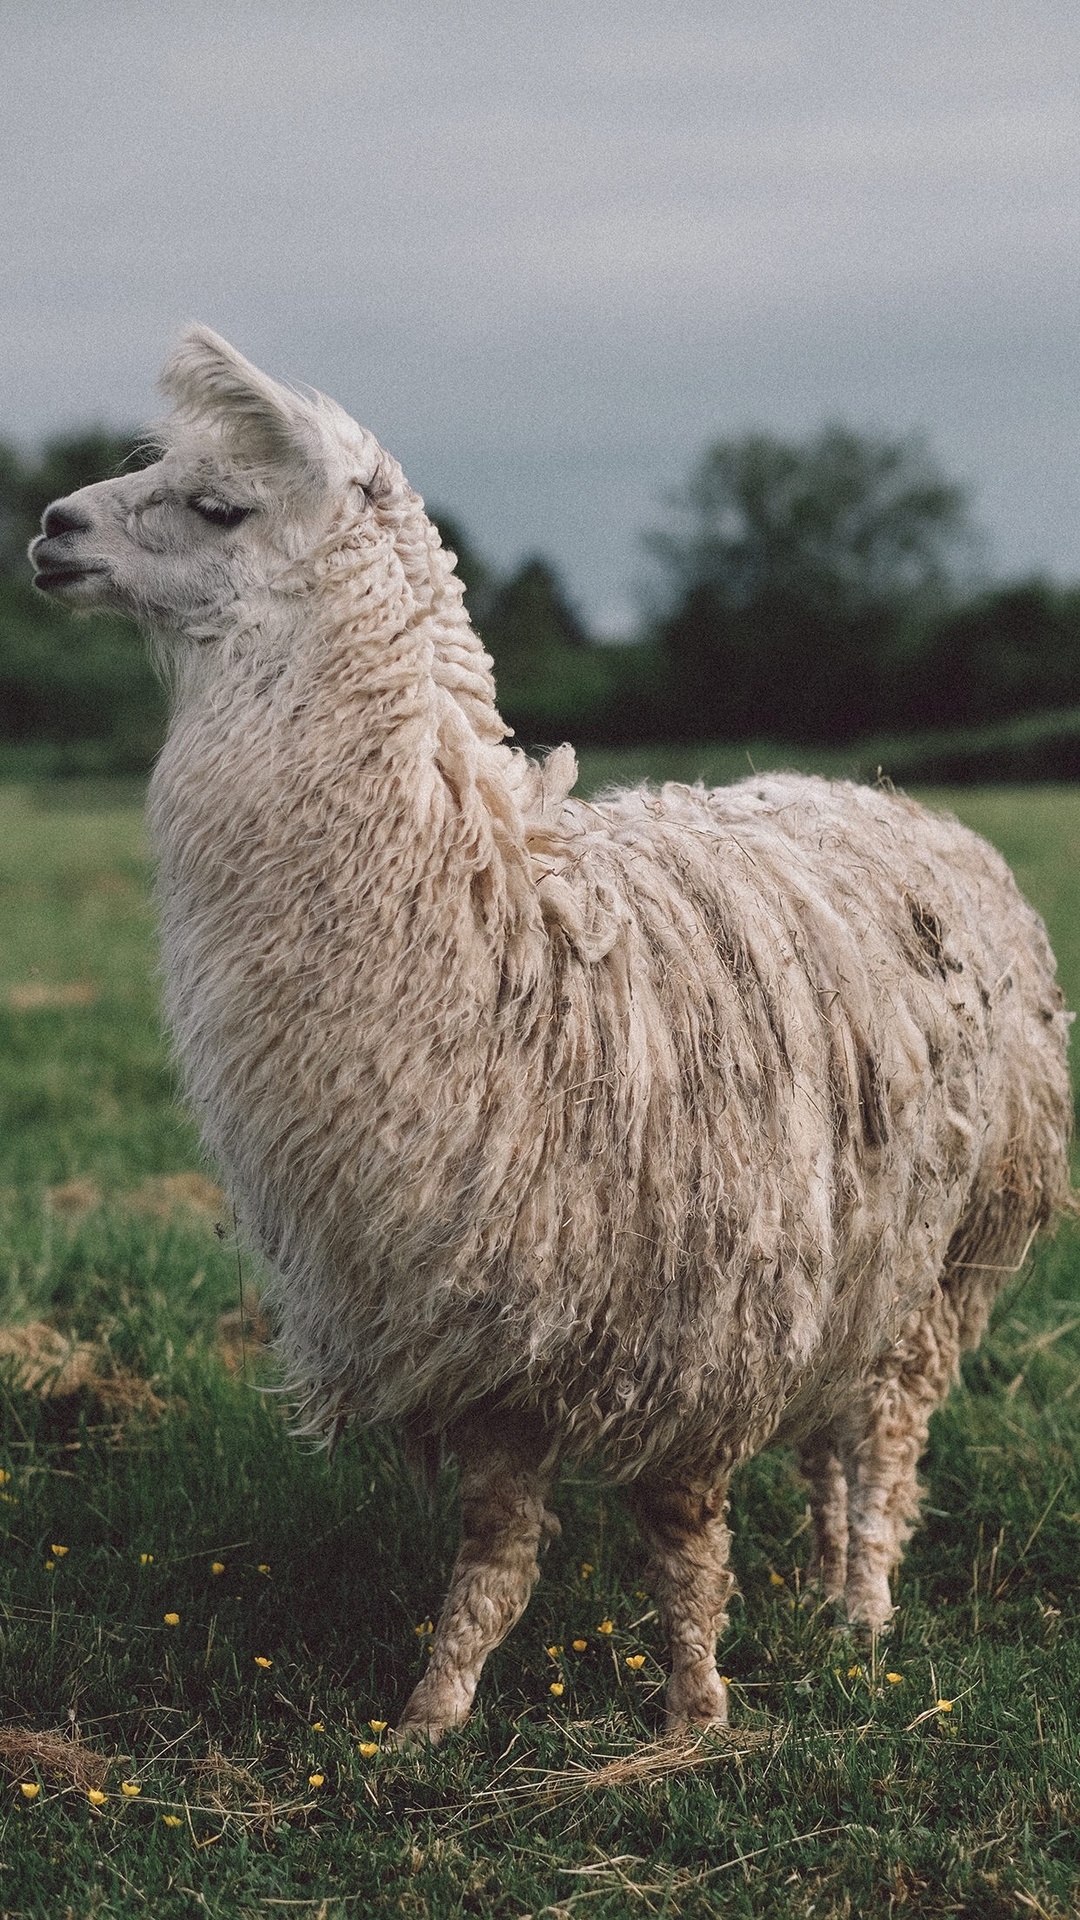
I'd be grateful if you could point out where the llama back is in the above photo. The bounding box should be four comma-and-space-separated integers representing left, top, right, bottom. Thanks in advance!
504, 772, 1072, 1472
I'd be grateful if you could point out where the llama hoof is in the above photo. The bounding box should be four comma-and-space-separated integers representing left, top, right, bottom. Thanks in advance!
845, 1590, 895, 1634
664, 1672, 729, 1731
392, 1719, 449, 1751
395, 1673, 474, 1747
843, 1570, 895, 1637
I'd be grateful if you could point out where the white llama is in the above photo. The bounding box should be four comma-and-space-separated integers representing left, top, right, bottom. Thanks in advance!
30, 328, 1072, 1742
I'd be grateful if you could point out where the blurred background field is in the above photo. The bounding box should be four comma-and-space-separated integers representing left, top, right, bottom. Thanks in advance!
0, 771, 1077, 1918
10, 424, 1080, 788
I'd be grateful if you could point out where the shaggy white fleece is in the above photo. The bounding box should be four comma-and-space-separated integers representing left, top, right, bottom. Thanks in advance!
30, 328, 1072, 1739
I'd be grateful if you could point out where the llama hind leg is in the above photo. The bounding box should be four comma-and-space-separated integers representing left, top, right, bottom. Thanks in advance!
798, 1434, 848, 1603
629, 1477, 734, 1730
838, 1298, 960, 1633
395, 1413, 558, 1744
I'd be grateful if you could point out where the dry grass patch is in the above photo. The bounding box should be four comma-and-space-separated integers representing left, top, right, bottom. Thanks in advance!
45, 1178, 102, 1218
468, 1725, 780, 1816
0, 1725, 111, 1793
217, 1290, 272, 1374
6, 981, 99, 1011
0, 1321, 166, 1421
45, 1172, 226, 1226
124, 1172, 225, 1223
192, 1751, 313, 1833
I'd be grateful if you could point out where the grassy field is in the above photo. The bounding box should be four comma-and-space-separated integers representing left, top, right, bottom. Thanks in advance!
0, 769, 1078, 1919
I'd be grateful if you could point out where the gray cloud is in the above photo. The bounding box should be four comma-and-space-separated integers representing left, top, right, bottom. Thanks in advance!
4, 0, 1079, 627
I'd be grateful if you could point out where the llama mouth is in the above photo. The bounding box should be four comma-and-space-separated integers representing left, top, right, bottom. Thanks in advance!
33, 564, 107, 594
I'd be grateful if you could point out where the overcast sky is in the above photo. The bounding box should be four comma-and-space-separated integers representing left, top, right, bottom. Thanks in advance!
4, 1, 1080, 631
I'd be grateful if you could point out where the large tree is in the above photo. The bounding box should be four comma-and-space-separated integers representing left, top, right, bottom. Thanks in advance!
647, 427, 973, 742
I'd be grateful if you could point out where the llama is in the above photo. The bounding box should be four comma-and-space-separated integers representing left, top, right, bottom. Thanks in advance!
31, 328, 1072, 1742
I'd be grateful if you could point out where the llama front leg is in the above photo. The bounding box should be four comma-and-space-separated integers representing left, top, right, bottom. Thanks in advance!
396, 1413, 558, 1744
798, 1433, 848, 1602
630, 1477, 734, 1730
838, 1298, 959, 1632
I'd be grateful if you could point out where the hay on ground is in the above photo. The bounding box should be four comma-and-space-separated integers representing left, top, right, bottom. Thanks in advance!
0, 1322, 166, 1421
45, 1171, 225, 1226
124, 1172, 225, 1222
0, 1726, 110, 1792
216, 1292, 272, 1373
6, 981, 98, 1011
45, 1178, 102, 1218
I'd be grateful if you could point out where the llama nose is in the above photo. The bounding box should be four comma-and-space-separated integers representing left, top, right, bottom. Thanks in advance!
42, 500, 93, 539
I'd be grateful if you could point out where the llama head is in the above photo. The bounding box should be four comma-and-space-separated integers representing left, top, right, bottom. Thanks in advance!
29, 327, 429, 654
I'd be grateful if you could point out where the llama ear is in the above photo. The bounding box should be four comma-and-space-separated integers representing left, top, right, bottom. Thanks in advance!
159, 326, 332, 495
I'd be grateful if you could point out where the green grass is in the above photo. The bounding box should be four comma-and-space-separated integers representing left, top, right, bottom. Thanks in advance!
0, 774, 1078, 1918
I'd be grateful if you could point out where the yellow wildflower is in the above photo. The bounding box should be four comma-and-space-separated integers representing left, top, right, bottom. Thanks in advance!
19, 1782, 39, 1800
87, 1788, 107, 1806
358, 1742, 379, 1758
885, 1672, 903, 1684
50, 1545, 68, 1558
545, 1644, 563, 1658
572, 1639, 587, 1652
580, 1563, 594, 1579
597, 1619, 614, 1635
308, 1773, 324, 1789
549, 1681, 564, 1696
625, 1654, 646, 1670
210, 1561, 225, 1576
769, 1571, 785, 1587
140, 1553, 154, 1566
368, 1720, 387, 1733
257, 1563, 270, 1575
413, 1618, 434, 1636
44, 1560, 55, 1571
936, 1699, 954, 1712
162, 1814, 182, 1827
121, 1781, 141, 1797
0, 1469, 9, 1484
311, 1721, 325, 1733
163, 1612, 180, 1627
254, 1655, 272, 1669
847, 1664, 862, 1678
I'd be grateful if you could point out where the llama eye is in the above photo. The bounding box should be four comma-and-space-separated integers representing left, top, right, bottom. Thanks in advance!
187, 495, 253, 530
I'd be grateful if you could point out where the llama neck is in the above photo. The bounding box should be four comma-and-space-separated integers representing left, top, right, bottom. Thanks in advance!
147, 560, 549, 1134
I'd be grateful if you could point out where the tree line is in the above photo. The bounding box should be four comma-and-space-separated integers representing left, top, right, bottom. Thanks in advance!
3, 424, 1080, 771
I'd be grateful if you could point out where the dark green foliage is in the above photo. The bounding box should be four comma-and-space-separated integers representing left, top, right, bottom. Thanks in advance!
645, 426, 973, 744
0, 574, 166, 762
647, 427, 969, 618
902, 582, 1080, 729
0, 433, 167, 765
